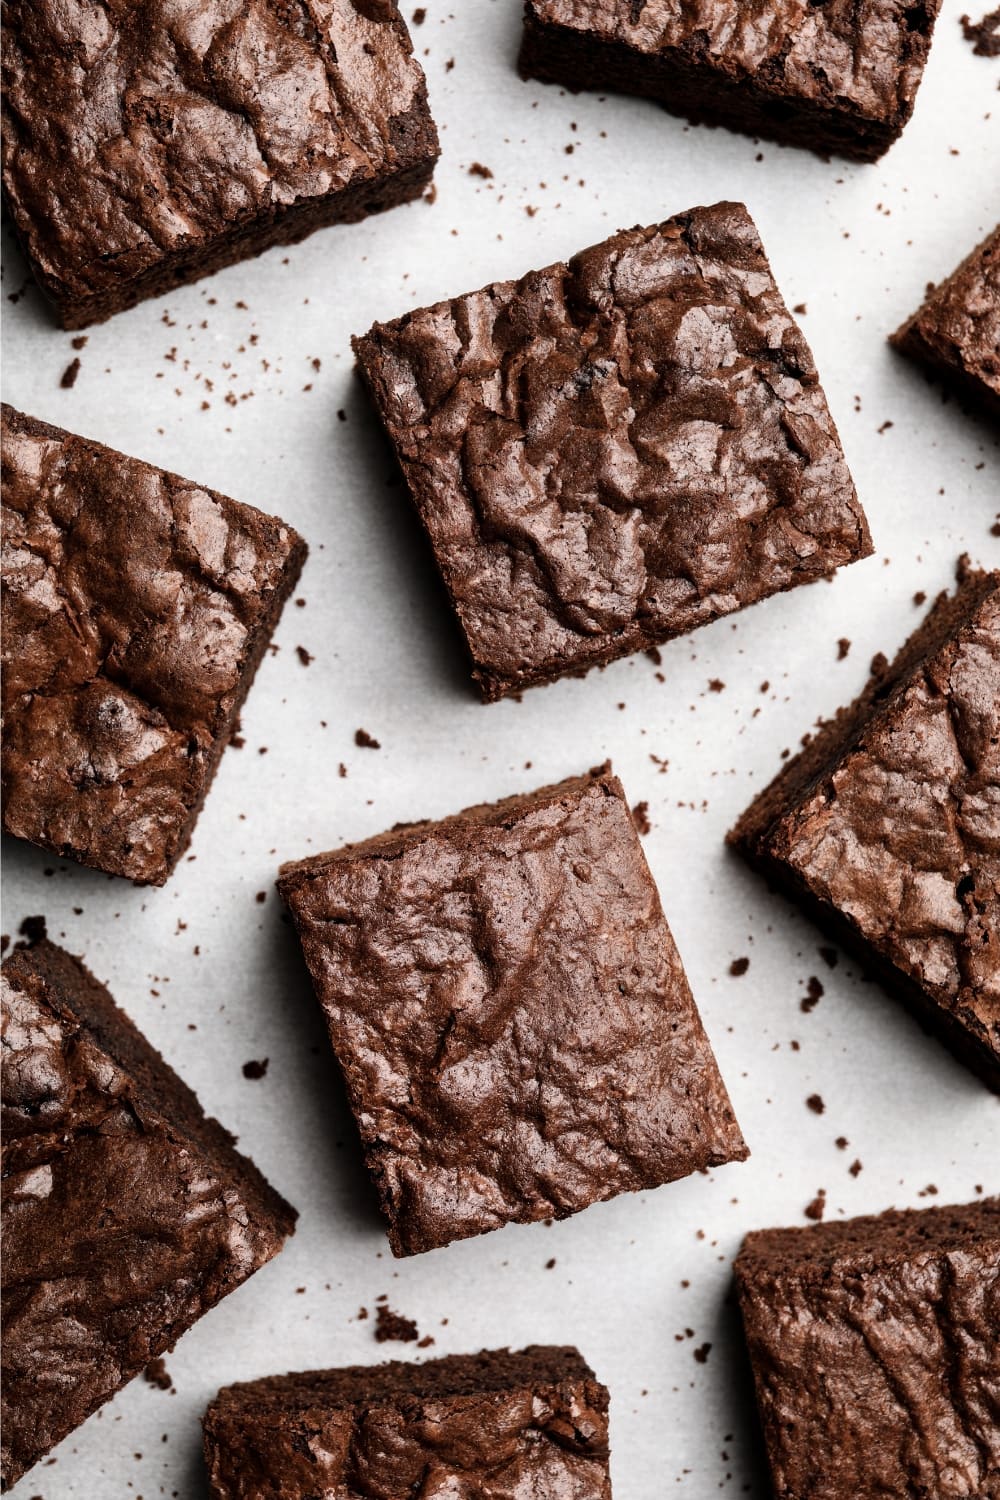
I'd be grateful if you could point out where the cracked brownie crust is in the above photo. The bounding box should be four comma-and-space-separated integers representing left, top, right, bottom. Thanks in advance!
730, 564, 1000, 1090
735, 1198, 1000, 1500
519, 0, 942, 162
354, 202, 871, 701
1, 939, 297, 1491
1, 405, 307, 885
278, 765, 748, 1256
891, 227, 1000, 419
1, 0, 439, 326
203, 1346, 612, 1498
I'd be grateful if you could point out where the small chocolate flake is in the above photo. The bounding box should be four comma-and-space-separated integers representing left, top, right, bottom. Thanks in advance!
693, 1343, 712, 1364
837, 637, 851, 660
729, 957, 750, 977
60, 358, 81, 389
242, 1058, 269, 1080
631, 800, 652, 835
806, 1093, 825, 1114
295, 646, 313, 666
374, 1304, 419, 1343
469, 162, 494, 178
804, 1190, 827, 1221
143, 1358, 173, 1391
849, 1159, 863, 1177
800, 976, 824, 1013
355, 728, 381, 749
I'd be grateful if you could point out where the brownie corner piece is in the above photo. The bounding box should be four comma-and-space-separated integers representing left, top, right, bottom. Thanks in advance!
890, 226, 1000, 419
203, 1346, 612, 1498
354, 201, 870, 701
518, 0, 942, 162
734, 1198, 1000, 1500
729, 562, 1000, 1090
1, 0, 439, 326
1, 405, 307, 884
0, 938, 296, 1491
278, 763, 747, 1256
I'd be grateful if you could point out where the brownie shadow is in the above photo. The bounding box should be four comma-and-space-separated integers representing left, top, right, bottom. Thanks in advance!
886, 348, 1000, 455
717, 1282, 772, 1499
1, 218, 54, 335
335, 373, 481, 704
269, 903, 387, 1236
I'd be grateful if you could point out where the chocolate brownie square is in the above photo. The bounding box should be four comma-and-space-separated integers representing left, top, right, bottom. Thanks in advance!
354, 202, 871, 701
1, 406, 307, 884
519, 0, 942, 163
203, 1347, 611, 1498
735, 1199, 1000, 1500
278, 764, 748, 1256
1, 938, 297, 1491
1, 0, 439, 327
729, 563, 1000, 1091
891, 227, 1000, 419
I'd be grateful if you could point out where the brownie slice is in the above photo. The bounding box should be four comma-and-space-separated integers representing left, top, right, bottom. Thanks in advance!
890, 227, 1000, 419
203, 1346, 611, 1498
278, 764, 747, 1256
1, 0, 439, 327
1, 939, 297, 1491
354, 202, 871, 702
519, 0, 942, 163
1, 406, 307, 884
729, 563, 1000, 1091
735, 1199, 1000, 1500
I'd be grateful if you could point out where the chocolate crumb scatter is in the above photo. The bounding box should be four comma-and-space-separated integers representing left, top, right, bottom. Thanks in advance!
729, 957, 750, 977
693, 1343, 712, 1364
71, 335, 88, 350
806, 1093, 825, 1114
837, 637, 851, 660
800, 976, 824, 1013
255, 891, 267, 904
412, 5, 426, 20
374, 1304, 419, 1343
60, 358, 81, 389
849, 1159, 863, 1176
242, 1059, 269, 1080
469, 162, 494, 178
295, 646, 313, 666
631, 800, 652, 835
835, 1136, 849, 1150
708, 678, 725, 692
355, 728, 381, 749
416, 1335, 435, 1348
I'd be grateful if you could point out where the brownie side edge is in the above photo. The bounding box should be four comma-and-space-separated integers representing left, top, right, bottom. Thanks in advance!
517, 4, 937, 163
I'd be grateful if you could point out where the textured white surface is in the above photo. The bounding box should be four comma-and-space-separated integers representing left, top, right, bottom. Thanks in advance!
2, 2, 998, 1496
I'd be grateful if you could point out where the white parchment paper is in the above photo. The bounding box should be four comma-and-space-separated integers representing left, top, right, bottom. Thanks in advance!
3, 1, 999, 1495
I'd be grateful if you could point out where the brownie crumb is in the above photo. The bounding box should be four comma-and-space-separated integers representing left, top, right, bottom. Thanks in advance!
961, 6, 1000, 54
800, 976, 824, 1013
545, 1257, 557, 1269
836, 637, 851, 660
255, 891, 267, 904
374, 1304, 419, 1343
708, 678, 725, 693
631, 800, 652, 835
469, 162, 494, 178
913, 590, 927, 606
835, 1136, 849, 1150
71, 334, 88, 350
295, 646, 313, 666
729, 957, 750, 977
0, 935, 9, 956
60, 358, 81, 389
355, 728, 381, 749
242, 1058, 269, 1080
849, 1159, 863, 1177
412, 5, 426, 20
793, 302, 808, 315
416, 1335, 436, 1348
338, 762, 348, 778
804, 1189, 827, 1221
806, 1093, 825, 1114
17, 914, 47, 947
143, 1358, 173, 1392
693, 1342, 712, 1364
